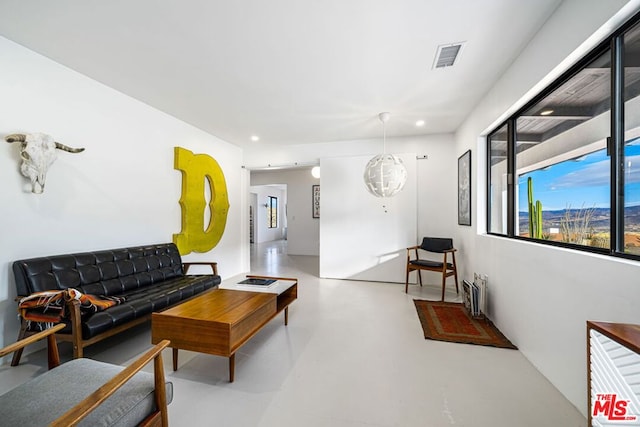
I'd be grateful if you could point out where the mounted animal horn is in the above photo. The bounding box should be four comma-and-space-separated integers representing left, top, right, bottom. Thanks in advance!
55, 142, 85, 153
5, 134, 27, 143
5, 132, 85, 194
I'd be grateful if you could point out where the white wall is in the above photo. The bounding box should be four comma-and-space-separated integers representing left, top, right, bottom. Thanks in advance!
0, 37, 247, 354
251, 168, 320, 256
454, 0, 639, 416
320, 153, 417, 282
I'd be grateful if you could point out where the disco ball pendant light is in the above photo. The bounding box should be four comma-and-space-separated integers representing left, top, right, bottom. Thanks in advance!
363, 112, 407, 197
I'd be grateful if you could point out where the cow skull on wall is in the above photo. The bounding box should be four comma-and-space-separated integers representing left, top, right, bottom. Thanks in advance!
5, 132, 85, 194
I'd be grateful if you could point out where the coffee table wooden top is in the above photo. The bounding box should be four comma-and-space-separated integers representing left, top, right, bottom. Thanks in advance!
157, 288, 275, 325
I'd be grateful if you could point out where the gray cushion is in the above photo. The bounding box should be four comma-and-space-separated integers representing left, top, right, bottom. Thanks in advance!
0, 358, 173, 426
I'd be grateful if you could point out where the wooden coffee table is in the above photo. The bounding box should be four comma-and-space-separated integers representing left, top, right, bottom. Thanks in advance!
151, 275, 297, 382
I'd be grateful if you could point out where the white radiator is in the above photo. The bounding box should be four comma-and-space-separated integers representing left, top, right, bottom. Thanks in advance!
589, 328, 640, 426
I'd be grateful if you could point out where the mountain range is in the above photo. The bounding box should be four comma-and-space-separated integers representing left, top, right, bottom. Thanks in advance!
518, 205, 640, 232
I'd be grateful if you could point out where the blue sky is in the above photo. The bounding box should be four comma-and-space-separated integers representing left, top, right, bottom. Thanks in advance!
518, 140, 640, 211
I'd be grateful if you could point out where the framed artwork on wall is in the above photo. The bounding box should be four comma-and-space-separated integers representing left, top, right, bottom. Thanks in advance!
312, 184, 320, 218
458, 150, 471, 226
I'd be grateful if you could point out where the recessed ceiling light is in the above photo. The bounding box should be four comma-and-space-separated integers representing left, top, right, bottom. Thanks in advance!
540, 109, 554, 116
416, 120, 425, 127
250, 135, 260, 142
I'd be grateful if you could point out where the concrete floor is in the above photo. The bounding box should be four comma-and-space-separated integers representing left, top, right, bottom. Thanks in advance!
0, 240, 587, 426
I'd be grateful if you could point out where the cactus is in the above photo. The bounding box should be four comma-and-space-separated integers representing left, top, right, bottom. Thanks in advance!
527, 177, 543, 239
535, 200, 543, 238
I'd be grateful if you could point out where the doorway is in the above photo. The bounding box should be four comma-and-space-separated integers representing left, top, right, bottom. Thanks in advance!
249, 167, 320, 264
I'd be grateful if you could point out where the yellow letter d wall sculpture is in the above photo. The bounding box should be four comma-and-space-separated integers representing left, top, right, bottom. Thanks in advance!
173, 147, 230, 255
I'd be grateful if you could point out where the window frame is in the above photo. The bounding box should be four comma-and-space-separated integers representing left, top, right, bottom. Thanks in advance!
485, 11, 640, 261
267, 196, 278, 228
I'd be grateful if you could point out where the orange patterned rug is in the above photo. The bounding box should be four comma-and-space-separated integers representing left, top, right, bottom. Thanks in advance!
413, 300, 517, 349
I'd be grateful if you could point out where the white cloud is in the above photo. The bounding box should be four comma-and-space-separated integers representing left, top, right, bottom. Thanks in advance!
552, 155, 640, 188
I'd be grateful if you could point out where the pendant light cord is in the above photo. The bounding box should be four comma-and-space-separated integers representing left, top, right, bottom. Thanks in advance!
379, 112, 390, 155
382, 120, 386, 155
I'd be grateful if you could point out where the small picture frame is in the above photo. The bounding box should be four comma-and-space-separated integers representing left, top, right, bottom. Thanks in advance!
458, 150, 471, 226
312, 185, 320, 218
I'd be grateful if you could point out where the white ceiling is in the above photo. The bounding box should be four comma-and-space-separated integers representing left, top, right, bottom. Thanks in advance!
0, 0, 563, 148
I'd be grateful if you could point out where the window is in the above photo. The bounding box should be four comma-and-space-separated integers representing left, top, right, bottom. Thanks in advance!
488, 123, 509, 235
623, 21, 640, 255
515, 48, 611, 247
486, 11, 640, 260
267, 196, 278, 228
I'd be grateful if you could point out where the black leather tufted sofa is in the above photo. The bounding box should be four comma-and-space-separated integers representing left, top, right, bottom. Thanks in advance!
11, 242, 220, 363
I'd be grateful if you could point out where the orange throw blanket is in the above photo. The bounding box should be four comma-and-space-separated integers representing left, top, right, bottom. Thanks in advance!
18, 289, 125, 330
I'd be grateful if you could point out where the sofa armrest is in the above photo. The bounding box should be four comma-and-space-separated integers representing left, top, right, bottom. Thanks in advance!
51, 339, 171, 427
183, 261, 218, 275
0, 323, 65, 369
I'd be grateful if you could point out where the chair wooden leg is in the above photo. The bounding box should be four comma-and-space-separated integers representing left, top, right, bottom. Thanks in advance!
452, 252, 459, 294
68, 300, 83, 359
441, 274, 447, 301
46, 333, 61, 369
10, 319, 29, 366
454, 271, 459, 294
417, 271, 423, 287
405, 268, 410, 293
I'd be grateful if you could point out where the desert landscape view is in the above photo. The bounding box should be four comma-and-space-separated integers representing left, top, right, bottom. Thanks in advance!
518, 205, 640, 255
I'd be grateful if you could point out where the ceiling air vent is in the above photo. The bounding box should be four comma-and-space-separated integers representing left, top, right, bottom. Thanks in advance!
433, 42, 465, 69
